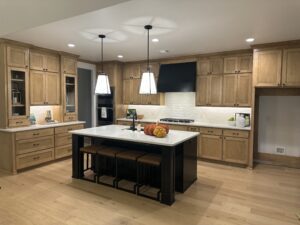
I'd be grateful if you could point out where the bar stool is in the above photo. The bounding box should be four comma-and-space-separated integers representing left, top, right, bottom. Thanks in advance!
136, 153, 162, 201
80, 145, 101, 182
115, 151, 145, 193
96, 146, 124, 187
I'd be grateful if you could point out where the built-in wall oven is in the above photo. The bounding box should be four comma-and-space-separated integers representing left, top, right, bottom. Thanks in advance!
97, 88, 114, 126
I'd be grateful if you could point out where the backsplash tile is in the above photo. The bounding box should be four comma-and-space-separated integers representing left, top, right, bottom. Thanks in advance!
128, 92, 251, 124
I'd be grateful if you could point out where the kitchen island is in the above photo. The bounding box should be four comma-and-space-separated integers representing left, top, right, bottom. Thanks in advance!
70, 125, 199, 205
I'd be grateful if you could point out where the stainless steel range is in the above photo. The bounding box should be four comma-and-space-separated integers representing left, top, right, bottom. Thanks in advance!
160, 118, 195, 123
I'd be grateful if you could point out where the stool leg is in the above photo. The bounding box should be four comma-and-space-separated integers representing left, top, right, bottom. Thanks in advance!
115, 158, 119, 188
136, 162, 140, 195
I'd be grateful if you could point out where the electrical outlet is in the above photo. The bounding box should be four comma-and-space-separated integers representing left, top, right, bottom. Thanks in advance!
275, 147, 285, 155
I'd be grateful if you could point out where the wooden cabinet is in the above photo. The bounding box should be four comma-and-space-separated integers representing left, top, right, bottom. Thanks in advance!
223, 73, 251, 107
253, 49, 282, 87
196, 75, 222, 106
282, 48, 300, 86
7, 45, 29, 68
16, 136, 54, 155
123, 63, 141, 79
63, 74, 77, 121
197, 57, 223, 75
199, 134, 223, 160
30, 71, 60, 105
223, 55, 252, 74
7, 67, 30, 127
223, 136, 249, 164
62, 57, 77, 75
30, 51, 59, 73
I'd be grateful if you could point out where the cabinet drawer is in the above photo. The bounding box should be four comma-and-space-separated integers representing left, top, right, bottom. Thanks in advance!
16, 136, 54, 155
116, 120, 131, 126
55, 133, 72, 147
16, 148, 54, 170
200, 127, 223, 135
55, 124, 84, 134
64, 115, 77, 122
188, 126, 200, 132
16, 128, 54, 140
9, 119, 30, 128
168, 125, 187, 131
55, 145, 72, 159
223, 129, 249, 138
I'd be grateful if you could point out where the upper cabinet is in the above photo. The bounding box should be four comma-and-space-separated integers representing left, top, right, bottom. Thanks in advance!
282, 48, 300, 86
253, 49, 282, 87
197, 57, 223, 75
123, 63, 141, 79
223, 55, 252, 74
196, 75, 222, 106
62, 57, 77, 75
7, 45, 29, 69
30, 51, 59, 73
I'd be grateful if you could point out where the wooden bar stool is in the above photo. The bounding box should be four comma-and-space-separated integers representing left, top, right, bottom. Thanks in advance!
96, 146, 124, 187
80, 145, 101, 182
136, 153, 162, 201
115, 151, 145, 193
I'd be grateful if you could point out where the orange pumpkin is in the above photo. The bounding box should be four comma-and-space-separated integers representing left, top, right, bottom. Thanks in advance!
158, 124, 169, 134
153, 126, 167, 138
144, 124, 156, 136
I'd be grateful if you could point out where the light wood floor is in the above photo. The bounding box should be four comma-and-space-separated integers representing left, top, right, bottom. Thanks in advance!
0, 159, 299, 225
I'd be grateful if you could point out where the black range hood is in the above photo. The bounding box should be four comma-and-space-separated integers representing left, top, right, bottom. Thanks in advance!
157, 62, 196, 92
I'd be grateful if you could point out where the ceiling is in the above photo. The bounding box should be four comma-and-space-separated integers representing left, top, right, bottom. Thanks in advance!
2, 0, 300, 62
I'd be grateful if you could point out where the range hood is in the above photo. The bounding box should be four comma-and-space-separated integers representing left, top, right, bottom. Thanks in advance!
157, 62, 196, 92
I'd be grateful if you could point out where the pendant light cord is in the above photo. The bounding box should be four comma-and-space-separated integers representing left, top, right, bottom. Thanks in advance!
101, 36, 104, 73
147, 28, 150, 72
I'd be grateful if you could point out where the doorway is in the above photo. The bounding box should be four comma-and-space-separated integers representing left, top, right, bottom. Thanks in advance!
77, 68, 92, 128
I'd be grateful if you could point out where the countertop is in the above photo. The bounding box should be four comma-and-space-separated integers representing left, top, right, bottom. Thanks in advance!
70, 125, 199, 147
0, 121, 86, 133
116, 118, 251, 131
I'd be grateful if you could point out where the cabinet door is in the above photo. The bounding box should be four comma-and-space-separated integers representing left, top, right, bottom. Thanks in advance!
7, 46, 29, 68
132, 78, 141, 104
123, 79, 132, 104
210, 57, 223, 75
238, 55, 252, 73
199, 134, 222, 160
253, 50, 282, 87
236, 73, 251, 107
103, 63, 115, 86
208, 75, 223, 106
223, 136, 248, 164
222, 74, 237, 106
63, 75, 77, 120
30, 51, 45, 71
197, 59, 210, 75
46, 54, 59, 73
63, 57, 77, 75
30, 70, 45, 105
124, 63, 141, 79
223, 57, 238, 74
282, 48, 300, 87
196, 76, 209, 105
45, 72, 60, 105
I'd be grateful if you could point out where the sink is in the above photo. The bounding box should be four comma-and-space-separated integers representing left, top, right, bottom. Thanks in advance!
40, 121, 59, 125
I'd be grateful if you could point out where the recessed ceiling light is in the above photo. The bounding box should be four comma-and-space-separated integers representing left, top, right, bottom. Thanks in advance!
152, 38, 159, 43
117, 55, 124, 59
68, 43, 75, 48
245, 38, 255, 43
159, 49, 169, 54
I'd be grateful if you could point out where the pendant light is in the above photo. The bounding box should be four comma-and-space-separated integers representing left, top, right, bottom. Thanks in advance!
95, 34, 111, 95
139, 25, 157, 94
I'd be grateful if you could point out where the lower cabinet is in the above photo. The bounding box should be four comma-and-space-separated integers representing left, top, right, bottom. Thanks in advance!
223, 136, 249, 164
199, 134, 223, 160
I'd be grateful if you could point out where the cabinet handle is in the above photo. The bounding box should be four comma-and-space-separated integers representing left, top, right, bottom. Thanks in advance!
33, 143, 40, 147
224, 137, 226, 140
282, 83, 286, 86
33, 156, 40, 160
16, 121, 23, 124
25, 65, 28, 68
33, 133, 39, 136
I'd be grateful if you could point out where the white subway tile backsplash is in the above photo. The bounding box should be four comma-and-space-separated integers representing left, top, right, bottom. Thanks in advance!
128, 92, 251, 124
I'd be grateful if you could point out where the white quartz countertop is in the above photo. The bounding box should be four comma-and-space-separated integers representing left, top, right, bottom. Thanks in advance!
70, 125, 199, 147
117, 118, 251, 131
0, 121, 86, 133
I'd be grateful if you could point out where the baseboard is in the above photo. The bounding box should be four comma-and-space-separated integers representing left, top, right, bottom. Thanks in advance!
255, 152, 300, 169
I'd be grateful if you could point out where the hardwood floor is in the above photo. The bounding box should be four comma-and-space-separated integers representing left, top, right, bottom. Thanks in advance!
0, 159, 299, 225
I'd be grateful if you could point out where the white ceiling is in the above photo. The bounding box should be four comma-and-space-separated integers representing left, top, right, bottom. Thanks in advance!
3, 0, 300, 62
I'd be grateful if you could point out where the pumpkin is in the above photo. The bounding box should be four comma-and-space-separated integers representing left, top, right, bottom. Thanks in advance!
157, 124, 169, 134
144, 124, 156, 136
153, 126, 167, 138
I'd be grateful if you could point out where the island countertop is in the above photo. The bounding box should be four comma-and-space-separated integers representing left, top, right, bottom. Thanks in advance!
70, 124, 199, 147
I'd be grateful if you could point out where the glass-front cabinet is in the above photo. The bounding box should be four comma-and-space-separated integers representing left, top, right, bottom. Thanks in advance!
63, 74, 77, 121
8, 67, 30, 127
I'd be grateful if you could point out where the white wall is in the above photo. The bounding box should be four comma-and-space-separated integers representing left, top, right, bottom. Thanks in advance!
128, 92, 251, 124
258, 96, 300, 157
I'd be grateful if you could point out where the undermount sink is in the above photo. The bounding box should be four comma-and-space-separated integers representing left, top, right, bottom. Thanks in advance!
40, 121, 59, 125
